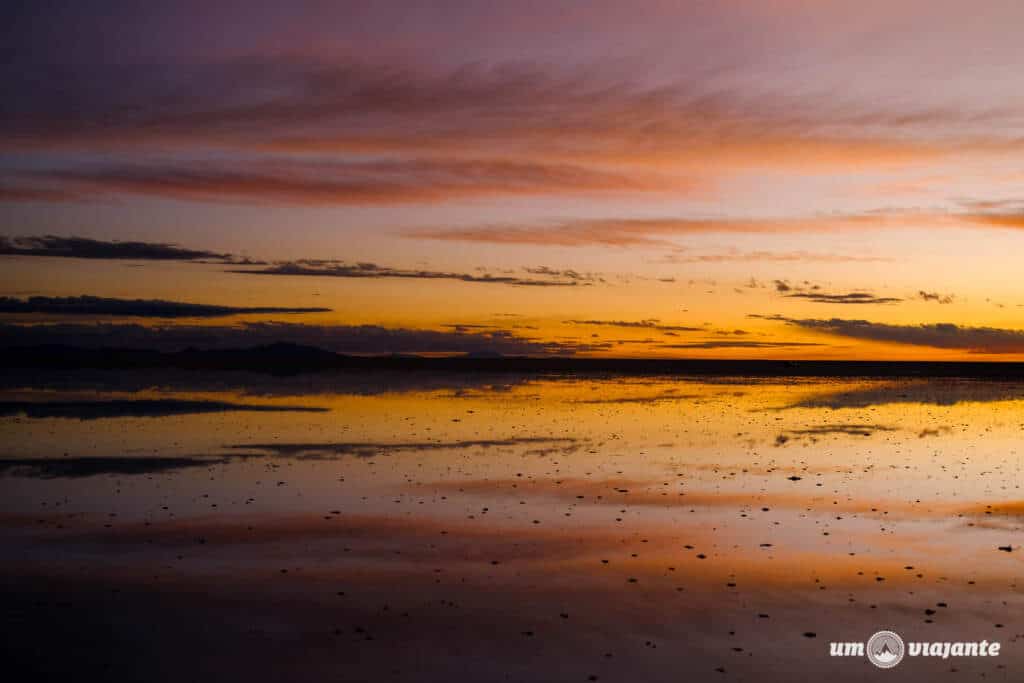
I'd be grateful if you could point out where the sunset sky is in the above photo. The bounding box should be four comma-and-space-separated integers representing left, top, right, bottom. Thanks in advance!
3, 0, 1024, 359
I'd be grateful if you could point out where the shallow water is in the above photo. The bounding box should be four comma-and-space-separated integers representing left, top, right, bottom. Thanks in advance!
2, 373, 1021, 681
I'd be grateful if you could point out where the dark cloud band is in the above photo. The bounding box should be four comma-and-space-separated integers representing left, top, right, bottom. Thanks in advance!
0, 235, 234, 261
783, 292, 902, 305
761, 315, 1024, 354
0, 296, 329, 318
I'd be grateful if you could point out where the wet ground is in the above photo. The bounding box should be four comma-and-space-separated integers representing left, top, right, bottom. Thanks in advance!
1, 372, 1021, 681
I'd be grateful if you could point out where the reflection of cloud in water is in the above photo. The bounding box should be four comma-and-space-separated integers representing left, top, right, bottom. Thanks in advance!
414, 475, 1024, 526
774, 423, 898, 445
779, 380, 1024, 410
918, 426, 953, 438
0, 369, 538, 398
410, 476, 957, 518
0, 399, 326, 419
572, 390, 702, 405
227, 437, 582, 459
0, 456, 227, 478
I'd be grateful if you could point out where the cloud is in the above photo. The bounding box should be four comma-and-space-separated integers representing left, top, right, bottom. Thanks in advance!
0, 296, 329, 318
407, 215, 894, 248
11, 157, 676, 206
955, 200, 1024, 233
661, 249, 892, 263
0, 56, 955, 166
766, 280, 902, 304
783, 292, 902, 305
522, 266, 601, 283
564, 319, 703, 333
965, 210, 1024, 230
917, 290, 955, 304
0, 235, 604, 287
0, 235, 234, 261
658, 340, 825, 350
0, 322, 603, 356
229, 261, 589, 287
764, 315, 1024, 354
408, 209, 1024, 248
0, 184, 85, 202
5, 53, 1007, 210
405, 209, 1024, 249
953, 201, 1024, 232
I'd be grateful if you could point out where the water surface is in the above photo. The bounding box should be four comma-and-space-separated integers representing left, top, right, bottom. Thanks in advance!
2, 373, 1021, 681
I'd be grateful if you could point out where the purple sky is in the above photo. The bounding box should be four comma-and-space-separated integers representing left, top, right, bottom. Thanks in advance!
3, 1, 1024, 358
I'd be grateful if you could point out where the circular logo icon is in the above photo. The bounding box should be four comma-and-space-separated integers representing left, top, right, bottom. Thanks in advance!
866, 630, 905, 669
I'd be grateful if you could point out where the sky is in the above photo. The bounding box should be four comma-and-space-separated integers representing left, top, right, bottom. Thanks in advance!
3, 0, 1024, 359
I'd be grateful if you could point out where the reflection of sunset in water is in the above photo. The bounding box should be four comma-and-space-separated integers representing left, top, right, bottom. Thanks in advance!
1, 375, 1021, 680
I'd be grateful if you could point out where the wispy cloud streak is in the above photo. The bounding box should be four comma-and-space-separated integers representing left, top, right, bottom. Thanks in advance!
757, 315, 1024, 354
229, 262, 590, 287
